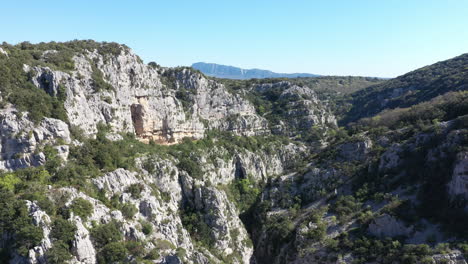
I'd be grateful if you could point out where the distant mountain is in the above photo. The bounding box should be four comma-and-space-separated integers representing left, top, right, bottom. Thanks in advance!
192, 62, 319, 79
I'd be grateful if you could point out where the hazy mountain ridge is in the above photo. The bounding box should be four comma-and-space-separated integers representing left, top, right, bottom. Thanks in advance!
192, 62, 320, 79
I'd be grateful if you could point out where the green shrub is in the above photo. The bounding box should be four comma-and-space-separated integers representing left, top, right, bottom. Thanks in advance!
331, 195, 362, 222
305, 221, 327, 241
98, 242, 128, 264
52, 163, 99, 186
0, 188, 44, 256
51, 218, 77, 246
0, 43, 71, 123
141, 221, 153, 235
126, 183, 144, 199
176, 247, 187, 258
125, 241, 145, 258
145, 248, 160, 260
19, 189, 55, 216
180, 207, 214, 248
14, 166, 50, 183
42, 50, 75, 71
0, 173, 21, 191
142, 158, 156, 174
46, 241, 72, 264
121, 203, 138, 219
175, 88, 193, 112
153, 239, 176, 251
91, 64, 114, 92
224, 178, 260, 213
13, 221, 44, 256
91, 221, 122, 248
177, 157, 203, 179
69, 198, 93, 220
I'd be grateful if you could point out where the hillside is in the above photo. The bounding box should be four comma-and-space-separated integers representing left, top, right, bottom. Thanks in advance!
343, 53, 468, 124
0, 41, 466, 264
192, 62, 319, 79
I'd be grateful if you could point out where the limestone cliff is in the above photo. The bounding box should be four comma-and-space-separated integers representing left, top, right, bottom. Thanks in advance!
26, 46, 269, 144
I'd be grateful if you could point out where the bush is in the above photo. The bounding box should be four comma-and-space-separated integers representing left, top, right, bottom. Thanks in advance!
91, 221, 122, 248
331, 195, 362, 222
51, 218, 77, 246
305, 221, 327, 241
177, 157, 203, 179
46, 241, 72, 264
176, 247, 187, 258
98, 242, 128, 264
126, 183, 144, 199
121, 203, 138, 219
180, 208, 214, 248
125, 241, 145, 258
42, 50, 75, 71
141, 221, 153, 235
355, 91, 468, 131
69, 198, 93, 220
91, 64, 114, 92
13, 221, 44, 256
18, 186, 55, 216
50, 218, 76, 245
0, 173, 21, 191
0, 43, 71, 123
145, 248, 160, 260
225, 178, 260, 212
14, 166, 50, 183
0, 188, 44, 256
142, 158, 156, 174
52, 163, 98, 186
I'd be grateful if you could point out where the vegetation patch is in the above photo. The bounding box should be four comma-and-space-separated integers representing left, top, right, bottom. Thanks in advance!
69, 197, 93, 221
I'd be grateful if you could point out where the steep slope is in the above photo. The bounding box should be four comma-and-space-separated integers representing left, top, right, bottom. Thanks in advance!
248, 113, 468, 264
192, 62, 319, 79
344, 53, 468, 124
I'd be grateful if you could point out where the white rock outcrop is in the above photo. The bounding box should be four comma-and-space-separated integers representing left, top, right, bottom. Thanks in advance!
71, 217, 96, 264
0, 106, 71, 171
337, 137, 373, 162
254, 82, 337, 135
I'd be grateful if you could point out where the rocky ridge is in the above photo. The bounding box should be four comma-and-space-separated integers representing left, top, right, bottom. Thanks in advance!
25, 48, 270, 145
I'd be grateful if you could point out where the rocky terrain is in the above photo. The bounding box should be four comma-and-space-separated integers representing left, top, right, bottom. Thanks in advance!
0, 41, 466, 264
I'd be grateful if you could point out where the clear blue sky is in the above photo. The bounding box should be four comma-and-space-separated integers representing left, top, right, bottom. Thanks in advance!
1, 0, 467, 77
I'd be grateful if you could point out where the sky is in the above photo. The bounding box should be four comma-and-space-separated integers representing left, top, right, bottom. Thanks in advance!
1, 0, 467, 77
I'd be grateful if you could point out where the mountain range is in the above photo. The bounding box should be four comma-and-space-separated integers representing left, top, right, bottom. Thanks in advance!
191, 62, 320, 79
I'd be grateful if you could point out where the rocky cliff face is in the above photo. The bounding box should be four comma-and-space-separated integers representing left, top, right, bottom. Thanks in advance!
253, 81, 337, 135
6, 142, 304, 264
0, 105, 70, 171
25, 47, 268, 144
